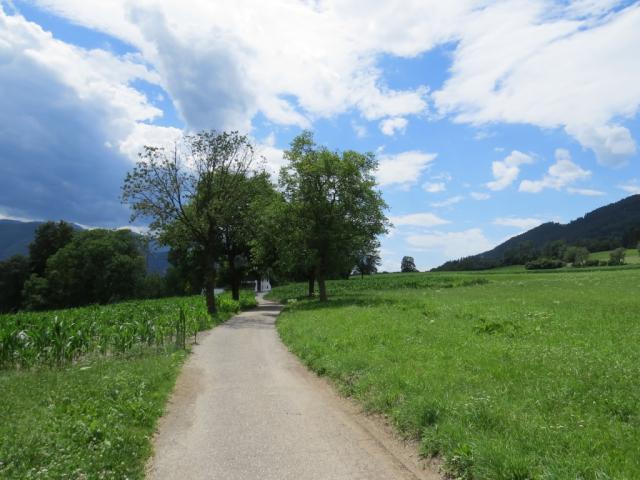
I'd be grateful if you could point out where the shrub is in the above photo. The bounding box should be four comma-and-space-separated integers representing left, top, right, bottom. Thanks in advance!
583, 259, 600, 267
525, 258, 565, 270
608, 247, 626, 266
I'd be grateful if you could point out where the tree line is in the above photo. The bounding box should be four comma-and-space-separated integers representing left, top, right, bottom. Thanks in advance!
433, 239, 636, 272
0, 130, 389, 314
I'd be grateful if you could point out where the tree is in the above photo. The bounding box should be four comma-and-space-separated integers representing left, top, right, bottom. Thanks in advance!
42, 229, 146, 308
542, 240, 567, 260
609, 247, 626, 266
353, 245, 381, 279
28, 221, 75, 276
401, 256, 419, 273
279, 131, 388, 301
563, 246, 589, 266
0, 255, 29, 312
218, 172, 275, 300
122, 131, 262, 314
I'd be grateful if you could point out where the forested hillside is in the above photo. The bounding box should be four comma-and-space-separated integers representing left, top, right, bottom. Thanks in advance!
435, 195, 640, 270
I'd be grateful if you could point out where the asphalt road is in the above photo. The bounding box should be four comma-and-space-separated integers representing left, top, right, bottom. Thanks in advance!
147, 294, 439, 480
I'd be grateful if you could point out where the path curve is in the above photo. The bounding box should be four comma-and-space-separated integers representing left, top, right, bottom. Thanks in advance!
147, 294, 440, 480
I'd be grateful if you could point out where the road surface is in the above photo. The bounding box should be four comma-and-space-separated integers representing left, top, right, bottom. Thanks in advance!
147, 295, 439, 480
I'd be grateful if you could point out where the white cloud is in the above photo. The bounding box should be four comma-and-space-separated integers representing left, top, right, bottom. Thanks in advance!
24, 1, 640, 165
493, 217, 544, 230
26, 0, 437, 131
486, 150, 534, 191
351, 121, 367, 138
406, 228, 494, 259
422, 181, 446, 193
433, 2, 640, 166
0, 8, 169, 225
618, 180, 640, 195
119, 123, 183, 162
255, 133, 286, 179
389, 212, 449, 227
376, 150, 437, 188
379, 116, 408, 136
519, 149, 590, 193
470, 191, 491, 200
430, 195, 464, 208
566, 187, 605, 196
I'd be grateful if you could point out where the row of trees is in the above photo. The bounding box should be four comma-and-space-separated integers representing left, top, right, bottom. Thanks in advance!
122, 130, 388, 313
0, 222, 153, 312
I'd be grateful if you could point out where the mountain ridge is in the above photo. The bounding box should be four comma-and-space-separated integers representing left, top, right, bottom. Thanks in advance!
434, 194, 640, 270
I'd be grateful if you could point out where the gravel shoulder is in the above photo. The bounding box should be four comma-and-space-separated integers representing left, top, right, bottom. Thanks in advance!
147, 294, 441, 480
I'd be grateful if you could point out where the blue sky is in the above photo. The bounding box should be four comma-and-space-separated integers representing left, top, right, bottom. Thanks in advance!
1, 0, 639, 270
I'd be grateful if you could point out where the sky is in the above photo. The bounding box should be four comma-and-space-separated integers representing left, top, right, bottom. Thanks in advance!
0, 0, 639, 270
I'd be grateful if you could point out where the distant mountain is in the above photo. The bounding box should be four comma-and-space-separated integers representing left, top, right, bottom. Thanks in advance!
435, 195, 640, 270
0, 220, 169, 274
0, 220, 42, 259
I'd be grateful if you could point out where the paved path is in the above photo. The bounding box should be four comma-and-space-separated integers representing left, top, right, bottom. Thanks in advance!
147, 295, 439, 480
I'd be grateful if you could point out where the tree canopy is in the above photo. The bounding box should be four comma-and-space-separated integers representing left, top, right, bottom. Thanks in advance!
122, 130, 270, 313
277, 131, 388, 300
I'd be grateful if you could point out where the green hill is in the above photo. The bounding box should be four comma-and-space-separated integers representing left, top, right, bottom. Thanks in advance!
435, 195, 640, 270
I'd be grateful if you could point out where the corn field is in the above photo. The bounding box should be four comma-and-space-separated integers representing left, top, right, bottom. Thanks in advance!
0, 292, 256, 369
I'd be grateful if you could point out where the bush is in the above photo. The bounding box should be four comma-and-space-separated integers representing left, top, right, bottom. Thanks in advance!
525, 258, 565, 270
583, 259, 600, 267
609, 247, 626, 266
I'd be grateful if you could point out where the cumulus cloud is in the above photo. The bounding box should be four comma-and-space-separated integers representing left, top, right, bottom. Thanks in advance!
519, 149, 590, 193
388, 212, 449, 227
406, 228, 494, 259
379, 117, 408, 136
376, 151, 437, 188
22, 0, 640, 165
433, 1, 640, 166
486, 150, 534, 191
27, 0, 436, 131
0, 8, 166, 225
493, 217, 544, 230
430, 195, 464, 208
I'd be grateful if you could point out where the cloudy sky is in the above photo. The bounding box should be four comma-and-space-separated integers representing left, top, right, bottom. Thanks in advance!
1, 0, 639, 270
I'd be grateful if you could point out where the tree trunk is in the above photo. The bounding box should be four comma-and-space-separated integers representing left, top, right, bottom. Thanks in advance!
307, 273, 315, 297
231, 278, 240, 301
228, 253, 241, 301
318, 273, 327, 302
204, 255, 218, 316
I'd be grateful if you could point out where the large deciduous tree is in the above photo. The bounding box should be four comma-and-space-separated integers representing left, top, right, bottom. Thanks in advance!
28, 220, 75, 276
122, 131, 263, 313
279, 131, 388, 301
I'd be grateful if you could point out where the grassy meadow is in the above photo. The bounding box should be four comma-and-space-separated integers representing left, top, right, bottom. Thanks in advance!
0, 292, 256, 479
270, 269, 640, 479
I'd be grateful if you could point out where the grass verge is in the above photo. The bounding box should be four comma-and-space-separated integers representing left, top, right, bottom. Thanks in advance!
271, 270, 639, 479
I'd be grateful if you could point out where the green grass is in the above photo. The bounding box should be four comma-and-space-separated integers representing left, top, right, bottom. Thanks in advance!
0, 291, 256, 479
0, 351, 185, 479
589, 248, 640, 264
270, 270, 640, 479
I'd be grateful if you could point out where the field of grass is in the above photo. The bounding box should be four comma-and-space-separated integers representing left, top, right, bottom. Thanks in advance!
270, 270, 639, 479
589, 248, 640, 264
0, 291, 256, 479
